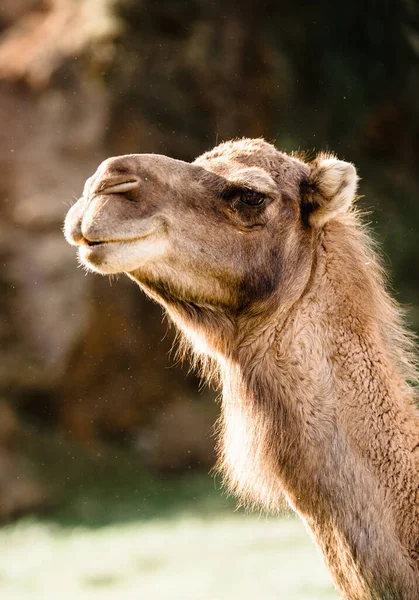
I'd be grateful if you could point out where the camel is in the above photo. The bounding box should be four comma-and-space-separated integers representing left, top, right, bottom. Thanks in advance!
64, 138, 419, 599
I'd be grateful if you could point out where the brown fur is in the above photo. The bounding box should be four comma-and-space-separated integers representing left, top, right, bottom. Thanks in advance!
64, 138, 419, 599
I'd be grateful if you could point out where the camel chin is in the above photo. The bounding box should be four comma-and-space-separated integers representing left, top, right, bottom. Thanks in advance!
78, 235, 168, 275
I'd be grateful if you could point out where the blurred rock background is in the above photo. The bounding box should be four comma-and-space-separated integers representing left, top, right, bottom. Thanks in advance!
0, 0, 418, 518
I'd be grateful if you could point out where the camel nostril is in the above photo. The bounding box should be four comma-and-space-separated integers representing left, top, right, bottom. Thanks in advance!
95, 177, 139, 196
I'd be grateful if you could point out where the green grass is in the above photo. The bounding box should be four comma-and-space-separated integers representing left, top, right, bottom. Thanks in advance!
0, 430, 338, 599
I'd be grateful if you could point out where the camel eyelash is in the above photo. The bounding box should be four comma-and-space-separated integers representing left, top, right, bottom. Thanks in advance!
220, 185, 267, 207
220, 184, 243, 201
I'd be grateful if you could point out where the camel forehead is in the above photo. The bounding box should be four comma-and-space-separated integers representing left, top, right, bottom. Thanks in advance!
194, 138, 280, 169
196, 138, 278, 160
194, 138, 307, 185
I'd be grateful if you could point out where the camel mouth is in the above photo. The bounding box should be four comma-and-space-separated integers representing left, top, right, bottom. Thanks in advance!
81, 217, 167, 249
83, 234, 152, 247
78, 225, 169, 275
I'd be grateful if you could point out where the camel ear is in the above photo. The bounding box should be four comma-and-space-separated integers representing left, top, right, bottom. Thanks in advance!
302, 154, 359, 227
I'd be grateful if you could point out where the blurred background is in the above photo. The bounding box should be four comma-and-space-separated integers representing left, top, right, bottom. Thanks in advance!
0, 1, 418, 598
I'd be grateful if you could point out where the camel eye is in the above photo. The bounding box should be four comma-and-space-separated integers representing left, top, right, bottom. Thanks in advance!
220, 185, 266, 208
239, 189, 266, 207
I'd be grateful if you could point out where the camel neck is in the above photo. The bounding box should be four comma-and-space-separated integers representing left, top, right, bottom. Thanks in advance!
217, 220, 419, 599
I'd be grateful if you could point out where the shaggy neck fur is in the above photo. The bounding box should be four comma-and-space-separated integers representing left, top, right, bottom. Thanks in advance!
156, 211, 419, 600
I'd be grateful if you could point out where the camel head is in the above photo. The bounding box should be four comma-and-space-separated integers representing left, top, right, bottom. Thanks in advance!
64, 138, 358, 317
